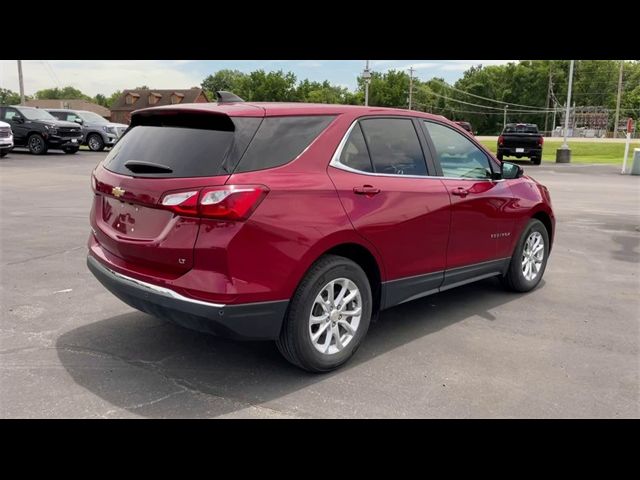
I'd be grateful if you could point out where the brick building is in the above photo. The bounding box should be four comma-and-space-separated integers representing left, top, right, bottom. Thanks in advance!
110, 87, 209, 124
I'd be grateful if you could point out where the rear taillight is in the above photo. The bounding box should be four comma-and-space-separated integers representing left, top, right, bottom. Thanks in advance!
538, 136, 544, 146
160, 185, 268, 221
161, 190, 199, 216
498, 135, 504, 146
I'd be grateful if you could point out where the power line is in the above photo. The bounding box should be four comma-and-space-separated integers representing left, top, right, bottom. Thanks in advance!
424, 89, 556, 112
431, 78, 550, 110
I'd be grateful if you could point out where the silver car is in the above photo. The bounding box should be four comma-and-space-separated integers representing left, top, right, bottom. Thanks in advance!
46, 109, 128, 152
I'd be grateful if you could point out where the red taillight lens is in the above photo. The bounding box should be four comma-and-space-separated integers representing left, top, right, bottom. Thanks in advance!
538, 136, 544, 146
161, 190, 199, 216
160, 185, 268, 221
498, 135, 504, 146
200, 186, 268, 220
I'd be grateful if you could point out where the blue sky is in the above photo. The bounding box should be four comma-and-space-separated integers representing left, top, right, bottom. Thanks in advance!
0, 60, 515, 97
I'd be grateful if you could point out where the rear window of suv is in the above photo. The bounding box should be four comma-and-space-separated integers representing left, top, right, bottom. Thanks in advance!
504, 125, 539, 134
102, 114, 335, 178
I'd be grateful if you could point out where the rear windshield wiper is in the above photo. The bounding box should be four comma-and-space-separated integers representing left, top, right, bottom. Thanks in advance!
124, 161, 173, 174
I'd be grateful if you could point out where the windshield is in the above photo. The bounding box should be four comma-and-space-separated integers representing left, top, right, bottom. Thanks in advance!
18, 107, 56, 121
79, 111, 108, 124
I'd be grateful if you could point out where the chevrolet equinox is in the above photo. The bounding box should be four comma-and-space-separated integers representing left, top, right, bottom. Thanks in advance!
87, 100, 555, 372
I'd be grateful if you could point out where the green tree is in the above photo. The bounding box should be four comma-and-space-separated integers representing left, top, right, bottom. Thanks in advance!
94, 93, 108, 107
34, 86, 90, 100
0, 88, 22, 105
238, 70, 298, 101
201, 70, 246, 98
297, 80, 350, 104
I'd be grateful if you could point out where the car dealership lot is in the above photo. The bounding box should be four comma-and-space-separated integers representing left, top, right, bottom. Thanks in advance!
1, 150, 638, 418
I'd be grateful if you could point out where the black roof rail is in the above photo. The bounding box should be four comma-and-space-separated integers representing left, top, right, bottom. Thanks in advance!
215, 91, 245, 103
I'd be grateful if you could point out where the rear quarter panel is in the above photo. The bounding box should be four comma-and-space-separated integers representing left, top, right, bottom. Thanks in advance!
220, 113, 386, 303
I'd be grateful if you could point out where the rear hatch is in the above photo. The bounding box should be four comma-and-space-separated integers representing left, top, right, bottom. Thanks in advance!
91, 106, 264, 275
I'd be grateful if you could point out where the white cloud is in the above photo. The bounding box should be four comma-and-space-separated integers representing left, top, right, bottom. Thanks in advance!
399, 62, 440, 71
0, 60, 203, 97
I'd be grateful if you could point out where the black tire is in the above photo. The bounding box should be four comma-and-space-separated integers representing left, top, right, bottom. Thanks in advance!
0, 150, 8, 158
497, 153, 503, 161
87, 133, 105, 152
63, 147, 79, 154
276, 254, 372, 372
502, 219, 550, 292
28, 133, 48, 155
531, 156, 542, 165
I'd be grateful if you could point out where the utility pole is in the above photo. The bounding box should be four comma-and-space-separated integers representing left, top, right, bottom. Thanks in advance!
544, 64, 552, 134
408, 66, 415, 110
613, 61, 624, 138
556, 59, 575, 163
503, 105, 508, 129
17, 60, 25, 105
363, 60, 371, 107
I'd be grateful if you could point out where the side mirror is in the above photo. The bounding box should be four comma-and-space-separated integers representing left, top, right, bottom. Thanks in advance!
73, 118, 83, 125
501, 161, 524, 179
12, 116, 24, 124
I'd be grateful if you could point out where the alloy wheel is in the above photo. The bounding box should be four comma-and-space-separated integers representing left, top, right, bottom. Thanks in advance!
522, 231, 544, 281
309, 278, 362, 355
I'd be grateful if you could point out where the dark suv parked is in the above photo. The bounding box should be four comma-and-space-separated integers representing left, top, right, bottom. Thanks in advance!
47, 109, 128, 152
0, 106, 82, 154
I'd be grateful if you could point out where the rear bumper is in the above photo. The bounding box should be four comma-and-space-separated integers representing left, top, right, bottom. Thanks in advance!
87, 255, 288, 340
498, 146, 542, 157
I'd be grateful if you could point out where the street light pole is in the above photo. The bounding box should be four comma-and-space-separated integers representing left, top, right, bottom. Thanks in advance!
17, 60, 25, 105
556, 59, 575, 163
614, 61, 624, 139
503, 105, 508, 129
363, 60, 371, 107
562, 60, 575, 149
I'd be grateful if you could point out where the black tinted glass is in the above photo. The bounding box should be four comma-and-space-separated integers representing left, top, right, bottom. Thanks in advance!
359, 118, 427, 176
504, 124, 539, 133
234, 115, 335, 173
103, 126, 236, 177
339, 124, 373, 172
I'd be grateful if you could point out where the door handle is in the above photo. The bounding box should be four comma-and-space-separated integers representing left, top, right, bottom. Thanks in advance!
353, 185, 381, 195
451, 187, 469, 197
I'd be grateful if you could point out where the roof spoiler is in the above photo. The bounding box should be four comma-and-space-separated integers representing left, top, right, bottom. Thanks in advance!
215, 91, 245, 103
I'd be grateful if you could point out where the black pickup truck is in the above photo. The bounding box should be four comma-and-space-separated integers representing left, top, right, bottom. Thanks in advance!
497, 123, 544, 165
0, 106, 83, 155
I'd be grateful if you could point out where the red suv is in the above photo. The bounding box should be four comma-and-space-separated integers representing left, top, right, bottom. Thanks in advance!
87, 101, 555, 372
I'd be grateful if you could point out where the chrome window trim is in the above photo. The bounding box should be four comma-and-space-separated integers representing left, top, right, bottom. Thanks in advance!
329, 118, 504, 182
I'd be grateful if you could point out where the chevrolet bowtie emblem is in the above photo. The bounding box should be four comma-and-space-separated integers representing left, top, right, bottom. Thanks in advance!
112, 186, 126, 198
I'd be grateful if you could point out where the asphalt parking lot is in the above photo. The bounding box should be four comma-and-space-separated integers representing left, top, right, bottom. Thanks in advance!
1, 149, 638, 418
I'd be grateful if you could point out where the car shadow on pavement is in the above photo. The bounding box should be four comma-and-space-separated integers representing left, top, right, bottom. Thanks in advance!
56, 277, 540, 418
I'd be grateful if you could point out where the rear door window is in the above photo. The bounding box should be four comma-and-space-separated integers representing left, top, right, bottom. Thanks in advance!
338, 123, 374, 172
233, 115, 335, 173
359, 118, 428, 176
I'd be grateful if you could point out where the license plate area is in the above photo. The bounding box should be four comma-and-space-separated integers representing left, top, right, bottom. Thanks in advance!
515, 147, 524, 153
